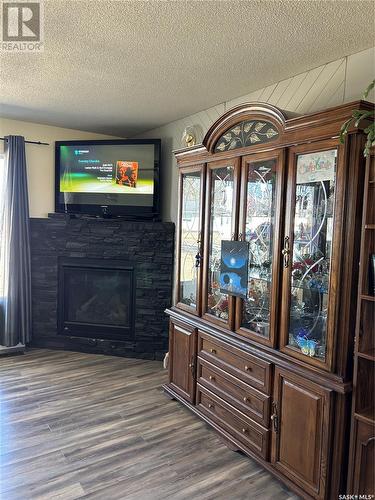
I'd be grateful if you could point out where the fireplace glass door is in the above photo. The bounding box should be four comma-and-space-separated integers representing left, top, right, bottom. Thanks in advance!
58, 258, 135, 340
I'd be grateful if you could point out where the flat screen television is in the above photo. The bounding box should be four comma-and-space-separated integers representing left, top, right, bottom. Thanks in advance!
55, 139, 161, 218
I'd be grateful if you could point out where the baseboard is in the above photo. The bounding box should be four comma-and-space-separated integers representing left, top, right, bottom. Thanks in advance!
0, 344, 25, 355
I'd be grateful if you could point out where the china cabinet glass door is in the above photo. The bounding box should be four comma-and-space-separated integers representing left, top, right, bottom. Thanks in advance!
235, 150, 284, 346
202, 159, 240, 328
176, 165, 205, 315
280, 142, 340, 369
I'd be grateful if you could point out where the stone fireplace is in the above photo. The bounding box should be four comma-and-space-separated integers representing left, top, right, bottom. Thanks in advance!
30, 214, 174, 360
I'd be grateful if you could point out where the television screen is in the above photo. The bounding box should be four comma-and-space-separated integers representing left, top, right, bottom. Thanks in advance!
55, 140, 160, 218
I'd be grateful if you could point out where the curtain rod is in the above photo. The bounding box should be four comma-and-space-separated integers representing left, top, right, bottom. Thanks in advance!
0, 137, 50, 146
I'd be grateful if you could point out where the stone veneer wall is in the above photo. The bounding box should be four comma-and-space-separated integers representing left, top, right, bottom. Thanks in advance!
30, 214, 174, 360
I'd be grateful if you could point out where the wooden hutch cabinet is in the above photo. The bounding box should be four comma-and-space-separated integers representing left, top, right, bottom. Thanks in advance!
164, 101, 373, 499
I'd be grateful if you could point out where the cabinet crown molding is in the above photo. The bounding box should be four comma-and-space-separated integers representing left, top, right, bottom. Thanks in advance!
203, 102, 290, 153
173, 100, 373, 161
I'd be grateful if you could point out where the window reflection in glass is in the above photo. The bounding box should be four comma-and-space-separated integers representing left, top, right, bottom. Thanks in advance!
241, 159, 276, 338
207, 166, 234, 320
179, 171, 201, 308
288, 149, 337, 361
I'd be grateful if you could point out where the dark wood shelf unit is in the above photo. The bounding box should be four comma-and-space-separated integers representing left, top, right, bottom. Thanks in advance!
165, 101, 373, 499
357, 349, 375, 361
355, 408, 375, 425
361, 294, 375, 302
347, 148, 375, 494
355, 358, 374, 416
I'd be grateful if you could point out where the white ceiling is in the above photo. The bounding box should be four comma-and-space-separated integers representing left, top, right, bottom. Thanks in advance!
1, 0, 374, 136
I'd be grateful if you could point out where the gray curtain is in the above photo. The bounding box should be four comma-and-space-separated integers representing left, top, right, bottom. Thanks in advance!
0, 136, 32, 346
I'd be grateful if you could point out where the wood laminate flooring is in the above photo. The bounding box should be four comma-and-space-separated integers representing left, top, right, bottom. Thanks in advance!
0, 349, 298, 500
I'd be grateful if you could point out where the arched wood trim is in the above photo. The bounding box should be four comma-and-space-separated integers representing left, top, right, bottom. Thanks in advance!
203, 102, 288, 153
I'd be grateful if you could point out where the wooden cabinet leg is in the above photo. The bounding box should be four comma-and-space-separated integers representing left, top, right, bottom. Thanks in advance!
217, 434, 241, 452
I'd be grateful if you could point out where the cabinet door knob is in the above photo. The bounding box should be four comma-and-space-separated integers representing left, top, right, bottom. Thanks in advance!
210, 348, 217, 354
243, 396, 250, 403
208, 403, 214, 409
282, 236, 290, 268
244, 365, 252, 372
209, 375, 215, 381
242, 428, 248, 434
195, 251, 202, 268
188, 356, 195, 376
271, 402, 279, 433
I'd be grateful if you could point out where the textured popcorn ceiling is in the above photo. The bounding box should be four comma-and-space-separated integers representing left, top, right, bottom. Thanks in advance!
0, 0, 374, 136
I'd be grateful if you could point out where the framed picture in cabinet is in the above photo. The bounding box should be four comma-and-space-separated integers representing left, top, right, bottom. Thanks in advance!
220, 240, 249, 299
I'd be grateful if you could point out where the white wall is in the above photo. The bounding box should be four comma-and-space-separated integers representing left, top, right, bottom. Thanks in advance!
137, 47, 375, 223
0, 119, 121, 218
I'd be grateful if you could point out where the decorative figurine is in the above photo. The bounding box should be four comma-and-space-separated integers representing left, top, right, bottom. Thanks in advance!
182, 126, 198, 148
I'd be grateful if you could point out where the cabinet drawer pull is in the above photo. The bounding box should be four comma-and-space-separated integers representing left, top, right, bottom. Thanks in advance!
208, 403, 214, 409
243, 396, 250, 403
244, 365, 252, 372
242, 428, 248, 434
188, 356, 195, 376
209, 375, 215, 381
210, 348, 217, 354
271, 402, 279, 433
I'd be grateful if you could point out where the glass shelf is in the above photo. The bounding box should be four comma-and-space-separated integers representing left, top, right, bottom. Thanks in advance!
248, 274, 272, 283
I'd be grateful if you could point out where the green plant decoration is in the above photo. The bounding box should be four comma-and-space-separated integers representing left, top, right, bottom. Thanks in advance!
340, 80, 375, 157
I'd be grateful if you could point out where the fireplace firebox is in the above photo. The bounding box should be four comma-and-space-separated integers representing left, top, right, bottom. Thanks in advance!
58, 258, 135, 341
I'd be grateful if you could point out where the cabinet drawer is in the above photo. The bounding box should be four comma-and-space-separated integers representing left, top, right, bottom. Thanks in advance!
198, 331, 271, 394
197, 385, 269, 459
197, 358, 270, 427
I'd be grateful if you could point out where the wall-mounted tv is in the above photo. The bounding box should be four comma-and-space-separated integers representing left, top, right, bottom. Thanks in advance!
55, 139, 161, 218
